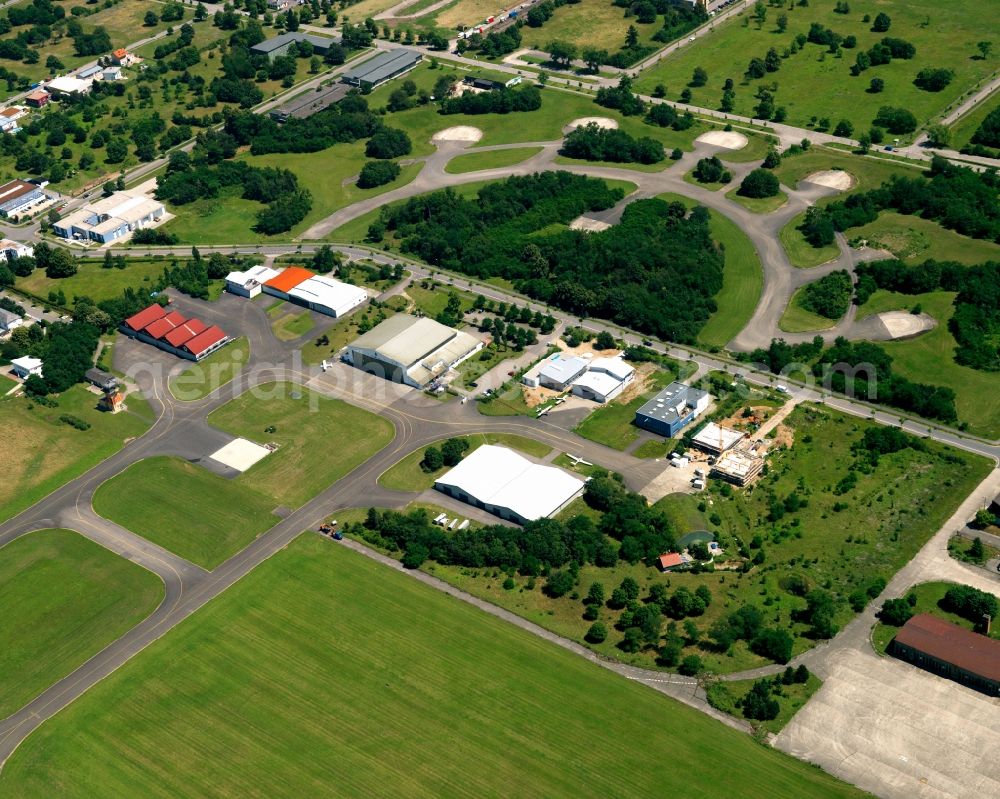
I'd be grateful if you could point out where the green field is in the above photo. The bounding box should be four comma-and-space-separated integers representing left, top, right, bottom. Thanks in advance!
379, 433, 552, 492
850, 212, 1000, 264
0, 528, 163, 719
634, 0, 996, 134
659, 193, 764, 349
574, 367, 679, 449
168, 338, 250, 402
206, 384, 395, 508
0, 386, 155, 525
0, 535, 865, 798
520, 0, 665, 53
15, 258, 170, 305
271, 309, 315, 341
725, 187, 788, 214
856, 290, 1000, 437
445, 146, 545, 174
425, 405, 990, 674
779, 286, 840, 333
780, 212, 841, 268
871, 581, 1000, 654
93, 456, 279, 569
948, 91, 1000, 152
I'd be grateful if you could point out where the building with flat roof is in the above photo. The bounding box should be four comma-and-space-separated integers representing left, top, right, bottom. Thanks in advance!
342, 49, 422, 91
635, 382, 710, 438
10, 356, 42, 378
0, 238, 32, 261
346, 314, 483, 388
289, 274, 367, 318
250, 31, 336, 60
691, 421, 745, 455
434, 444, 586, 525
225, 265, 281, 298
711, 448, 764, 486
0, 179, 47, 217
270, 83, 349, 122
538, 355, 589, 391
84, 368, 117, 391
47, 75, 92, 96
53, 190, 165, 244
890, 613, 1000, 696
571, 355, 635, 403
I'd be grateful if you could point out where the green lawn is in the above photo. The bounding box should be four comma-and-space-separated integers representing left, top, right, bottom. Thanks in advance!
445, 146, 545, 174
948, 90, 1000, 152
0, 534, 866, 799
93, 457, 280, 569
779, 286, 840, 333
520, 0, 665, 53
725, 188, 788, 214
659, 193, 764, 349
634, 0, 996, 135
168, 338, 250, 402
574, 367, 678, 449
856, 290, 1000, 437
15, 258, 170, 305
709, 674, 823, 734
0, 386, 155, 525
771, 147, 923, 192
379, 433, 552, 492
718, 132, 775, 163
206, 383, 395, 508
271, 309, 315, 341
780, 213, 841, 268
850, 212, 1000, 264
871, 581, 1000, 655
0, 528, 163, 719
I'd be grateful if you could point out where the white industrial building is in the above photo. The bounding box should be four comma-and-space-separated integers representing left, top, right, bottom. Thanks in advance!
10, 355, 42, 378
692, 421, 745, 455
434, 445, 586, 525
347, 314, 484, 388
224, 265, 281, 298
536, 354, 589, 391
0, 307, 23, 333
289, 274, 367, 318
571, 355, 635, 403
0, 238, 33, 261
47, 76, 92, 96
53, 191, 166, 244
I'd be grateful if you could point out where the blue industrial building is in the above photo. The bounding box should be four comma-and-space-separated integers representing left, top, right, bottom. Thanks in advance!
634, 382, 710, 437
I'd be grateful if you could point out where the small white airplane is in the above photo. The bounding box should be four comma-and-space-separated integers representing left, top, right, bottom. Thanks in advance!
568, 455, 593, 467
321, 360, 329, 372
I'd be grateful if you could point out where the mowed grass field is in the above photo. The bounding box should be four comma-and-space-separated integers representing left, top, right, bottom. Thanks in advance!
0, 386, 155, 525
168, 338, 250, 402
634, 0, 995, 133
93, 456, 279, 569
659, 193, 764, 349
856, 290, 1000, 437
16, 258, 170, 304
445, 146, 544, 173
0, 535, 866, 798
850, 212, 1000, 264
379, 432, 552, 491
207, 383, 395, 508
0, 529, 163, 720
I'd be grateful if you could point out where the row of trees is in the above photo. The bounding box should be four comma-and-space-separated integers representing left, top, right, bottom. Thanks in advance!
373, 175, 725, 344
439, 84, 542, 116
560, 123, 665, 164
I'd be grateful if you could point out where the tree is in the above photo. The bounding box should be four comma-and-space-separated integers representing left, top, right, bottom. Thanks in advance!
925, 124, 951, 148
105, 138, 128, 164
625, 25, 639, 49
873, 106, 917, 134
693, 155, 731, 184
144, 10, 159, 26
764, 47, 781, 73
545, 568, 575, 598
751, 627, 793, 663
777, 13, 788, 32
365, 127, 411, 159
547, 40, 577, 68
594, 330, 616, 350
833, 119, 854, 137
741, 680, 779, 720
690, 67, 708, 87
974, 508, 997, 528
872, 12, 891, 32
738, 168, 781, 198
402, 544, 428, 569
762, 149, 781, 168
45, 249, 77, 279
586, 622, 608, 643
794, 664, 810, 683
678, 654, 703, 676
879, 598, 914, 626
586, 581, 605, 606
440, 437, 469, 466
868, 77, 885, 93
969, 536, 987, 562
753, 1, 766, 28
357, 160, 401, 188
977, 41, 993, 60
633, 1, 657, 24
420, 446, 443, 471
914, 68, 954, 92
658, 642, 681, 667
581, 48, 606, 73
745, 57, 766, 80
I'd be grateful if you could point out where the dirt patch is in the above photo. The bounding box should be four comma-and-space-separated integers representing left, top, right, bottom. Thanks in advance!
770, 423, 794, 449
569, 216, 611, 232
432, 126, 483, 143
804, 169, 856, 191
877, 311, 935, 339
695, 130, 748, 150
563, 116, 619, 133
522, 384, 561, 408
719, 404, 776, 433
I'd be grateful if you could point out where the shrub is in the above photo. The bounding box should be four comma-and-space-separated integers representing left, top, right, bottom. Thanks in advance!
365, 127, 412, 159
357, 160, 401, 188
914, 68, 954, 92
737, 168, 780, 198
59, 414, 90, 431
585, 621, 608, 643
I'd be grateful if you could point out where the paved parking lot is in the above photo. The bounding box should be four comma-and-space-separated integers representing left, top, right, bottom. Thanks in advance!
775, 648, 1000, 799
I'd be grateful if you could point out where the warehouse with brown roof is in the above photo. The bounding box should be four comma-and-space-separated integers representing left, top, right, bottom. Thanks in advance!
890, 613, 1000, 696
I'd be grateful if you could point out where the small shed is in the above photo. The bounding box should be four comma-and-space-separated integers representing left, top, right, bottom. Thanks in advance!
85, 367, 118, 392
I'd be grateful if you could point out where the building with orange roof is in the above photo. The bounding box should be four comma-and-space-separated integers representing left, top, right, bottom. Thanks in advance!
657, 552, 688, 571
120, 303, 229, 362
263, 266, 314, 298
163, 318, 207, 348
183, 326, 229, 360
142, 310, 187, 341
123, 303, 166, 334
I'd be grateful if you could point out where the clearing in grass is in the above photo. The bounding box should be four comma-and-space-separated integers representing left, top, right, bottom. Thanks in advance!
206, 383, 395, 508
379, 433, 552, 492
0, 386, 154, 525
634, 0, 996, 134
0, 528, 163, 719
93, 456, 279, 569
0, 534, 867, 798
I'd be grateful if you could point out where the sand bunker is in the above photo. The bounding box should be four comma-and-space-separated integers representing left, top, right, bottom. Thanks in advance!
696, 130, 748, 150
564, 117, 619, 133
432, 126, 483, 143
804, 170, 856, 191
877, 311, 935, 339
569, 216, 610, 232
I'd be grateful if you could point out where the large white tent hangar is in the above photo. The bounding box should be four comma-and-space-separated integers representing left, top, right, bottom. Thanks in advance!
434, 445, 586, 525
